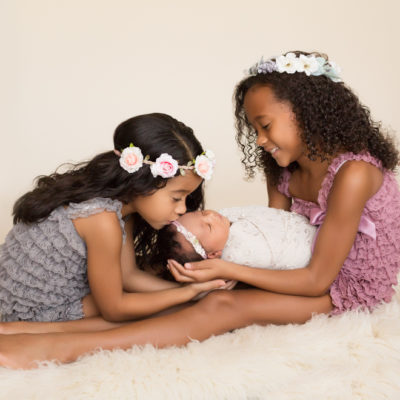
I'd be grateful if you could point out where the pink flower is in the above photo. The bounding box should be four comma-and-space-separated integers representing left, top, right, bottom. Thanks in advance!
119, 146, 144, 173
194, 154, 214, 180
150, 153, 179, 178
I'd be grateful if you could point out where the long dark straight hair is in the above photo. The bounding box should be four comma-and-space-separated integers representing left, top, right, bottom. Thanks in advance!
13, 113, 205, 267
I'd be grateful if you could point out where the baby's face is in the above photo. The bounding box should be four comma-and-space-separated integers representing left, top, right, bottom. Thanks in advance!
176, 210, 230, 255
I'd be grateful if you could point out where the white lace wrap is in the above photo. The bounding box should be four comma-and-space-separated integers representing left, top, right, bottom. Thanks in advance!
219, 206, 316, 270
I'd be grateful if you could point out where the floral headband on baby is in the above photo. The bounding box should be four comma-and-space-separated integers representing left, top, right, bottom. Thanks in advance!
247, 52, 341, 82
114, 144, 216, 180
171, 221, 207, 259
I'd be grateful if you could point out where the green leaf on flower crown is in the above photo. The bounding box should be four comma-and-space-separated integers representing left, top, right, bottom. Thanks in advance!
187, 160, 194, 167
180, 168, 186, 176
129, 143, 134, 147
144, 155, 150, 161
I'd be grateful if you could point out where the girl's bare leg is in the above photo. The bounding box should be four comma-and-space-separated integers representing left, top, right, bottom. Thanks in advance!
0, 317, 126, 335
0, 302, 194, 335
0, 290, 332, 369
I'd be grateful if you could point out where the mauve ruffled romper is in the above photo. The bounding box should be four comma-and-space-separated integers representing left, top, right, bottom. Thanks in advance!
0, 198, 125, 321
277, 152, 400, 314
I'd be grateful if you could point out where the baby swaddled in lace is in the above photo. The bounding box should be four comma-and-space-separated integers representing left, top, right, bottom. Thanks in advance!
166, 205, 316, 270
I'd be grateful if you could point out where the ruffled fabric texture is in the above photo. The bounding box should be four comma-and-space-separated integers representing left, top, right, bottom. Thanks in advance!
277, 152, 400, 314
0, 197, 125, 321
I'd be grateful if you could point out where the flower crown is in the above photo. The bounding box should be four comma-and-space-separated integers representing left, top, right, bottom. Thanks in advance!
247, 52, 341, 82
114, 144, 216, 180
172, 221, 207, 259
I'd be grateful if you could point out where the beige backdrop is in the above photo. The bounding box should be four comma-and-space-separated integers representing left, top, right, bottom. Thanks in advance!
1, 0, 399, 242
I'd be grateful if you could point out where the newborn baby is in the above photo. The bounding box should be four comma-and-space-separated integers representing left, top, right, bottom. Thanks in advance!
168, 205, 317, 270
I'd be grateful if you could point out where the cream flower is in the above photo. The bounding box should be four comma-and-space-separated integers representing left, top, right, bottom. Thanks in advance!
299, 55, 320, 76
205, 149, 216, 165
119, 146, 144, 173
275, 53, 301, 74
194, 154, 214, 180
150, 153, 179, 178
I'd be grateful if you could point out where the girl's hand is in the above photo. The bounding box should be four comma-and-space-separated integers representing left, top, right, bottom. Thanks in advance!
167, 258, 228, 283
190, 279, 238, 301
188, 279, 227, 300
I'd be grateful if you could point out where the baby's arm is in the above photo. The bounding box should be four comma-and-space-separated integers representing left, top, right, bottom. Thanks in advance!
76, 212, 225, 321
171, 161, 382, 297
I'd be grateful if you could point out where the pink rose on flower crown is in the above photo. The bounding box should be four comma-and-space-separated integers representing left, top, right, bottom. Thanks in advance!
194, 154, 214, 180
150, 153, 179, 178
119, 146, 144, 173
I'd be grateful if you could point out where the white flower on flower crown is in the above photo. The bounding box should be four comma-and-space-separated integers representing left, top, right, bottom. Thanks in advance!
150, 153, 179, 178
205, 149, 216, 164
119, 146, 144, 173
194, 154, 214, 180
299, 55, 320, 76
275, 53, 301, 74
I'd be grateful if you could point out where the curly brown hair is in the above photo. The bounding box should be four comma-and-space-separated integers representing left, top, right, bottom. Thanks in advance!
234, 51, 399, 186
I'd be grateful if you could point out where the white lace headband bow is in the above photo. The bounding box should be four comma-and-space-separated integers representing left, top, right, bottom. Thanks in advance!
114, 144, 216, 180
172, 221, 207, 259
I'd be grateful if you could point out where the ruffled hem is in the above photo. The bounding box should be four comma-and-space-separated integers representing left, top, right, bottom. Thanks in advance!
0, 296, 85, 322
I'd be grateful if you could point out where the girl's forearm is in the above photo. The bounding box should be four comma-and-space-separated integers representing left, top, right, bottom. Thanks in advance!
123, 269, 178, 292
226, 262, 322, 296
104, 286, 195, 321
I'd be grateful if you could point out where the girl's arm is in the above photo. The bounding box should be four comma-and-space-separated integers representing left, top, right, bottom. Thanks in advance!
267, 180, 291, 210
120, 218, 178, 292
170, 161, 382, 297
75, 212, 225, 321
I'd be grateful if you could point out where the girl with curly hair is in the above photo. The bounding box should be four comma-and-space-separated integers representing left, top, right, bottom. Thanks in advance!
168, 51, 400, 316
1, 52, 400, 369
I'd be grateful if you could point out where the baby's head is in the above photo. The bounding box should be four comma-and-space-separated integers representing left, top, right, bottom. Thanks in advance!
164, 210, 231, 265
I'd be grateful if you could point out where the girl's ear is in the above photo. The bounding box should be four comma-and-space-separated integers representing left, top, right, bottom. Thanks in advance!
207, 250, 222, 259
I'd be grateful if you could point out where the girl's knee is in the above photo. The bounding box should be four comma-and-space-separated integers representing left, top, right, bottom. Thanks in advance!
197, 290, 237, 314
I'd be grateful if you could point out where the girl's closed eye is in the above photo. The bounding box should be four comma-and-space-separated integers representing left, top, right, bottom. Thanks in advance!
262, 123, 270, 130
172, 197, 182, 202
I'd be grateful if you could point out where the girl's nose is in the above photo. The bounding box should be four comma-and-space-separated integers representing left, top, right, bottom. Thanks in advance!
256, 130, 268, 147
175, 202, 187, 217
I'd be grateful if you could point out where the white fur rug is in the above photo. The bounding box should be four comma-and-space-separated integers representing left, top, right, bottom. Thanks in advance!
1, 283, 400, 400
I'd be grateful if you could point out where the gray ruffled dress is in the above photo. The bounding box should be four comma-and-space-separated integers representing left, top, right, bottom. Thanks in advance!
0, 198, 125, 322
